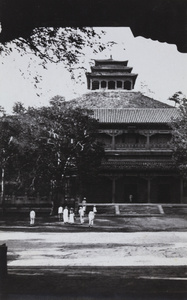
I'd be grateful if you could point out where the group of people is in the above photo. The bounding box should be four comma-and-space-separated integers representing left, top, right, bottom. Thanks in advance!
29, 204, 97, 227
58, 205, 97, 226
58, 206, 75, 224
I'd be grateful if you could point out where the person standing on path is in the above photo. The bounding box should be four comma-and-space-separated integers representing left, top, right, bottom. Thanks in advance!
82, 197, 87, 216
69, 208, 75, 224
58, 206, 63, 221
63, 206, 69, 224
78, 206, 84, 224
88, 210, 95, 227
30, 210, 36, 225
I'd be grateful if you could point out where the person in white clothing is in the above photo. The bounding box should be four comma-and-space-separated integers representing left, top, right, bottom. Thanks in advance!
58, 206, 63, 221
63, 206, 69, 224
78, 206, 84, 224
82, 197, 87, 215
30, 210, 36, 225
88, 210, 95, 227
69, 208, 75, 224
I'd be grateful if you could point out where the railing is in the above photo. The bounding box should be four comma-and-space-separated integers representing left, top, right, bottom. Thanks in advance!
104, 143, 171, 150
116, 143, 146, 149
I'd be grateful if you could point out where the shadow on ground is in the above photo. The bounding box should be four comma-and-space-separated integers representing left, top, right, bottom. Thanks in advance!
1, 266, 187, 300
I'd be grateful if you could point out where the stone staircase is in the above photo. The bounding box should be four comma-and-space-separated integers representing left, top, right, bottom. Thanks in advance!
118, 204, 161, 215
85, 203, 163, 216
162, 205, 187, 215
84, 203, 187, 216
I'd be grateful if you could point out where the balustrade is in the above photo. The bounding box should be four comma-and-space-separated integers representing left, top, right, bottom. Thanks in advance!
105, 143, 171, 150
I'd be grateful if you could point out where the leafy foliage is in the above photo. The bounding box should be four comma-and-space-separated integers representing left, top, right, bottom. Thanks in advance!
0, 99, 104, 200
169, 93, 187, 177
12, 102, 26, 114
168, 91, 184, 106
0, 27, 106, 86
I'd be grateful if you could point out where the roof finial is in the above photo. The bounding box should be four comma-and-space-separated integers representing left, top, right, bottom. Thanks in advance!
110, 55, 112, 60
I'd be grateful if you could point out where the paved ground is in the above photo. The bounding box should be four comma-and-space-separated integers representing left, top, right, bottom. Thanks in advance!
0, 215, 187, 299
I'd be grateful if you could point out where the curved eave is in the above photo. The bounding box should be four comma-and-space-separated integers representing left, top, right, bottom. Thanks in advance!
91, 66, 133, 72
94, 59, 128, 64
93, 108, 179, 124
86, 73, 138, 77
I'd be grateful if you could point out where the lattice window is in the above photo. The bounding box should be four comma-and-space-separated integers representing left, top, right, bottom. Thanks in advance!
92, 81, 99, 90
117, 81, 122, 88
124, 81, 131, 90
101, 81, 107, 88
108, 81, 115, 89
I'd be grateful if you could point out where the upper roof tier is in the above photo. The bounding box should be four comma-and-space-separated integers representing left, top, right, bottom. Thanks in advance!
94, 58, 128, 66
86, 57, 138, 91
91, 66, 133, 72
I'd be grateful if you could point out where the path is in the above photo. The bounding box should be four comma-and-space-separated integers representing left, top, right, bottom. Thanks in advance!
1, 231, 187, 267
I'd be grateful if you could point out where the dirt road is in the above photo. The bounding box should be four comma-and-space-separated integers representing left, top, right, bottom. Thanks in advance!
1, 230, 187, 299
1, 231, 187, 267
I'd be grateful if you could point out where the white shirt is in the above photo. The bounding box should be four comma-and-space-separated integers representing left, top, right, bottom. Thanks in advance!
58, 206, 63, 214
30, 210, 35, 218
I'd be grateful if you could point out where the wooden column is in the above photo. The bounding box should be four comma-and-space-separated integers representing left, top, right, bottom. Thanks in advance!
146, 135, 150, 148
111, 134, 115, 150
105, 130, 123, 151
112, 178, 116, 203
147, 177, 151, 203
180, 177, 183, 204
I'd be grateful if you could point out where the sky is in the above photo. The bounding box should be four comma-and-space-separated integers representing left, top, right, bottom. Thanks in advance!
0, 27, 187, 113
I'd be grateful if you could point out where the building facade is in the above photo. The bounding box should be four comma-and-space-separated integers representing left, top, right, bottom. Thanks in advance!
73, 57, 186, 204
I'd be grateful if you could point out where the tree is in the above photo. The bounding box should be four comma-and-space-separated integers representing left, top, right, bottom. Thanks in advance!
0, 27, 106, 87
168, 91, 183, 106
0, 100, 104, 210
27, 100, 105, 201
0, 113, 26, 207
12, 102, 26, 114
169, 92, 187, 178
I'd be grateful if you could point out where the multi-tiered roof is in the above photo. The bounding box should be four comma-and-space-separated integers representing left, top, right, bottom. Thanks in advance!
86, 56, 138, 90
70, 57, 178, 124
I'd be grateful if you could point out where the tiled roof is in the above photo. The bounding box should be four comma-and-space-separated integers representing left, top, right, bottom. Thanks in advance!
91, 66, 132, 70
69, 91, 173, 109
93, 108, 179, 123
95, 59, 128, 64
88, 72, 137, 77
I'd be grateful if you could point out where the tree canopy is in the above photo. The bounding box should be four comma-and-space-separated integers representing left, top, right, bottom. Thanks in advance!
169, 92, 187, 178
0, 99, 104, 204
0, 27, 106, 88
